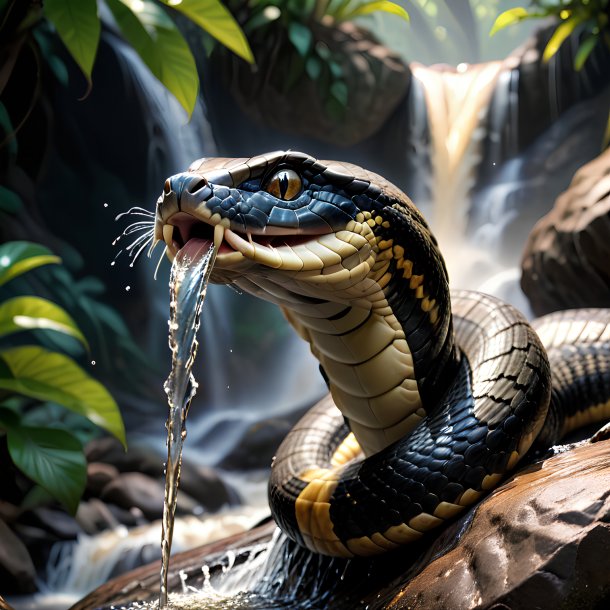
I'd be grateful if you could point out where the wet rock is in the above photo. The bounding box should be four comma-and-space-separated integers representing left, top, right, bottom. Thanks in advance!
72, 440, 610, 610
385, 440, 610, 609
100, 472, 200, 521
0, 518, 37, 594
522, 148, 610, 315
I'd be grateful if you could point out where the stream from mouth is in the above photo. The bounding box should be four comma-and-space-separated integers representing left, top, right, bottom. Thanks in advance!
160, 239, 218, 608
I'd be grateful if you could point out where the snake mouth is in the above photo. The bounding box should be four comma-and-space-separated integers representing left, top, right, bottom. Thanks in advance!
159, 211, 330, 271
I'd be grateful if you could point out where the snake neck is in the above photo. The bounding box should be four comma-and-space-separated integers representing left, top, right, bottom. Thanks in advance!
283, 284, 459, 457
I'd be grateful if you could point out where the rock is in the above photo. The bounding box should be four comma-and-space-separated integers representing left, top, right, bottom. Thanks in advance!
215, 19, 409, 146
522, 148, 610, 316
0, 518, 37, 594
100, 472, 200, 521
76, 498, 143, 535
85, 438, 163, 477
29, 506, 83, 540
71, 440, 610, 610
218, 417, 297, 471
86, 462, 120, 496
178, 462, 239, 511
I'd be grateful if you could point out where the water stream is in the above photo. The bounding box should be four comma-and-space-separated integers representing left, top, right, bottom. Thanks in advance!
160, 240, 218, 607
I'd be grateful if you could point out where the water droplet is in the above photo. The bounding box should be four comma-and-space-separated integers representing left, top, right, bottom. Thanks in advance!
103, 203, 109, 208
110, 261, 115, 266
229, 348, 233, 353
125, 285, 131, 291
226, 385, 230, 389
91, 360, 96, 365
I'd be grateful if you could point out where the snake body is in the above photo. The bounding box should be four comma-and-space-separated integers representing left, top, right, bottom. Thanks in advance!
155, 151, 610, 557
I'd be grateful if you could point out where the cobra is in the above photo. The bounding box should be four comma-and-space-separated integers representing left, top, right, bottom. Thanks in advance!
155, 151, 610, 558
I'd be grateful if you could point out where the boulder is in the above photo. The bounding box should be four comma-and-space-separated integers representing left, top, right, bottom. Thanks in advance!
522, 148, 610, 316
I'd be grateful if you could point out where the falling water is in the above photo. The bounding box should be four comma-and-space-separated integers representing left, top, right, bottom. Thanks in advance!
160, 241, 218, 607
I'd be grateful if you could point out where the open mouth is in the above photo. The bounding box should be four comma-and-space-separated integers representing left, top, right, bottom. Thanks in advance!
161, 212, 328, 270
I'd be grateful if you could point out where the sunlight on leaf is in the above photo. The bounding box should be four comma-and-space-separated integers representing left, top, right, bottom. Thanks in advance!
108, 0, 198, 116
490, 7, 529, 37
0, 346, 126, 447
160, 0, 254, 64
0, 296, 89, 349
0, 241, 60, 287
337, 1, 409, 23
543, 14, 587, 62
43, 0, 101, 82
7, 425, 86, 514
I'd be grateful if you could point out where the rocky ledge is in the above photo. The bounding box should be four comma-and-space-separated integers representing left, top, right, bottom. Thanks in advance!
72, 438, 610, 610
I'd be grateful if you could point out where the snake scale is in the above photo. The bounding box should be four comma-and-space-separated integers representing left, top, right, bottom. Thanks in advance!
154, 151, 610, 558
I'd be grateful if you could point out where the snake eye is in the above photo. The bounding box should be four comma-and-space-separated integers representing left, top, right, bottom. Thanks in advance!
265, 169, 302, 201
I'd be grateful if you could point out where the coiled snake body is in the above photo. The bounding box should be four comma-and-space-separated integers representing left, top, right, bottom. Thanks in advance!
155, 151, 610, 558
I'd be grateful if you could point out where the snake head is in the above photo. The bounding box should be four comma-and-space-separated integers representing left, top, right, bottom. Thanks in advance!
155, 151, 426, 308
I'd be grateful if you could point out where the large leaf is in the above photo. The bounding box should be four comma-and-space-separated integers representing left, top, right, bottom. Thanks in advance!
543, 14, 587, 63
0, 296, 89, 349
0, 241, 61, 287
6, 425, 86, 514
43, 0, 101, 82
0, 346, 125, 446
107, 0, 199, 116
160, 0, 254, 63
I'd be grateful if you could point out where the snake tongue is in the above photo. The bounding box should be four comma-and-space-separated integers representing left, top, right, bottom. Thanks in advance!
176, 238, 213, 264
176, 224, 225, 263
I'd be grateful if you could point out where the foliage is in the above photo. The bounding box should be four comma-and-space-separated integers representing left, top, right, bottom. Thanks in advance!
491, 1, 610, 70
0, 241, 126, 514
491, 1, 610, 148
3, 0, 254, 117
229, 0, 408, 119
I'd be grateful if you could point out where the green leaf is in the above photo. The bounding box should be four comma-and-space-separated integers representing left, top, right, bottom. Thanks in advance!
574, 31, 599, 70
108, 0, 199, 116
305, 55, 322, 81
0, 346, 126, 447
7, 425, 86, 514
490, 7, 529, 36
0, 296, 89, 349
330, 80, 348, 106
338, 1, 409, 22
288, 21, 312, 57
0, 241, 61, 287
543, 14, 587, 63
160, 0, 254, 64
43, 0, 101, 82
0, 186, 22, 213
